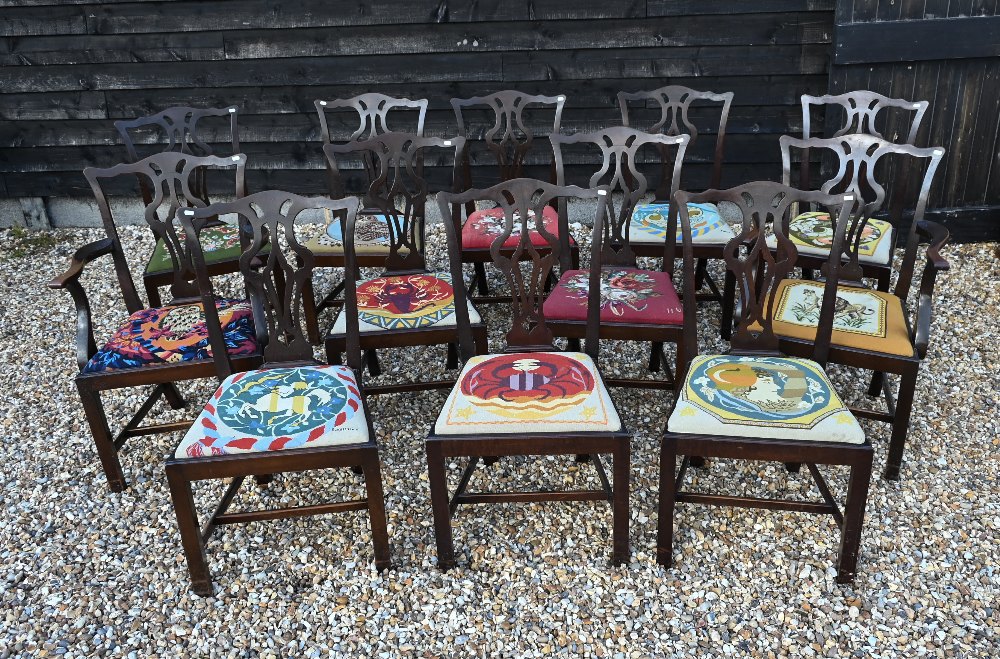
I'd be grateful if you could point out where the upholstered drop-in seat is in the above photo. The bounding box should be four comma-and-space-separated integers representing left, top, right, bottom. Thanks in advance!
304, 212, 420, 256
767, 279, 914, 357
328, 272, 482, 334
434, 351, 622, 435
765, 211, 895, 265
542, 267, 683, 325
461, 205, 574, 249
146, 224, 250, 275
175, 365, 369, 458
82, 298, 258, 374
668, 354, 865, 443
628, 202, 736, 245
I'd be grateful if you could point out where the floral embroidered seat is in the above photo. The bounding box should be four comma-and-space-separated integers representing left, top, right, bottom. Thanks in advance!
174, 365, 369, 458
82, 298, 258, 374
766, 279, 913, 357
434, 351, 622, 435
542, 267, 683, 325
328, 271, 481, 334
145, 224, 249, 275
304, 212, 421, 256
765, 212, 895, 265
628, 202, 736, 245
461, 205, 573, 249
668, 354, 865, 443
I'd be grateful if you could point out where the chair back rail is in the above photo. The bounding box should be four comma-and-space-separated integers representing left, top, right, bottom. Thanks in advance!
780, 134, 944, 295
324, 132, 466, 274
550, 127, 689, 269
84, 152, 247, 313
115, 106, 241, 207
617, 85, 733, 195
677, 183, 856, 366
437, 179, 609, 358
181, 192, 363, 377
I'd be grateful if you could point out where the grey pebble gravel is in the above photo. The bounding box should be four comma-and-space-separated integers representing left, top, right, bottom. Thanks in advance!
0, 223, 997, 657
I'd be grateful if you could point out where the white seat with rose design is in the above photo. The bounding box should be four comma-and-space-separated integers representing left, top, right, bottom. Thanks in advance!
327, 272, 481, 335
628, 202, 736, 246
765, 211, 895, 265
668, 354, 864, 443
174, 365, 369, 458
434, 352, 621, 435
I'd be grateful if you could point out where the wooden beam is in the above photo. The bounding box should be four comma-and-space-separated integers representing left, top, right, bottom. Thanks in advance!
835, 16, 1000, 64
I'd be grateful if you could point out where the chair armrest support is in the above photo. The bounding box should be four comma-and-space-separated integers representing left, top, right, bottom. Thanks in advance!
913, 220, 950, 360
48, 238, 115, 370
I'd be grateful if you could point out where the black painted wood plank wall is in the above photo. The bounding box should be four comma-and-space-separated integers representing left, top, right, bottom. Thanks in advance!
0, 1, 834, 199
830, 0, 1000, 240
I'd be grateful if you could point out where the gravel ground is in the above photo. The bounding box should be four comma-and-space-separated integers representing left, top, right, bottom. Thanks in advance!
1, 222, 998, 658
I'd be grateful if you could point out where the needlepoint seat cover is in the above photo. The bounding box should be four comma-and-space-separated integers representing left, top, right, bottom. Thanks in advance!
145, 224, 251, 275
175, 365, 369, 458
82, 298, 257, 374
461, 205, 573, 249
628, 202, 736, 245
668, 354, 865, 443
542, 267, 683, 325
765, 212, 895, 265
304, 211, 420, 256
766, 279, 914, 357
328, 271, 482, 334
434, 352, 622, 435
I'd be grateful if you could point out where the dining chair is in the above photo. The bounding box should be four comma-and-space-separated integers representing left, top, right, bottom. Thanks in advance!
543, 127, 696, 390
426, 178, 632, 569
768, 135, 948, 480
658, 181, 874, 584
308, 94, 430, 316
166, 191, 390, 597
115, 106, 244, 308
49, 152, 260, 492
321, 132, 488, 391
617, 85, 736, 311
451, 90, 576, 302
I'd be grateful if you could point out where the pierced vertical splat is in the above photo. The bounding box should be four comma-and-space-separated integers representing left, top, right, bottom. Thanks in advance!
84, 152, 247, 313
550, 127, 689, 268
452, 91, 565, 183
618, 85, 733, 194
181, 192, 362, 369
324, 133, 465, 273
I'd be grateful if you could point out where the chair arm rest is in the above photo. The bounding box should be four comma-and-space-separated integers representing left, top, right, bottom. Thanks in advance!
912, 220, 950, 359
48, 238, 114, 370
48, 238, 115, 289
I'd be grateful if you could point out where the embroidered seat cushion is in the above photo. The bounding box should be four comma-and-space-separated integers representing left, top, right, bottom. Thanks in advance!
304, 211, 420, 256
766, 212, 895, 265
629, 202, 736, 245
668, 354, 864, 443
434, 351, 622, 435
82, 298, 257, 374
328, 271, 482, 334
461, 205, 573, 249
145, 224, 253, 275
542, 267, 683, 325
765, 279, 913, 357
174, 365, 369, 458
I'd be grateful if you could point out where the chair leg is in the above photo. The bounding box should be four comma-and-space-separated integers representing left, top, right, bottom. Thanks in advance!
720, 270, 736, 340
362, 453, 392, 572
166, 467, 213, 597
425, 442, 456, 570
473, 326, 489, 356
163, 382, 187, 410
365, 350, 382, 378
656, 438, 678, 567
802, 267, 815, 281
77, 383, 127, 493
885, 369, 918, 481
688, 456, 706, 469
612, 440, 631, 566
567, 337, 581, 353
694, 258, 709, 290
867, 371, 885, 397
648, 342, 663, 372
253, 474, 274, 486
784, 462, 802, 473
836, 453, 873, 584
446, 342, 458, 370
473, 262, 490, 296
